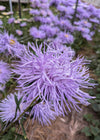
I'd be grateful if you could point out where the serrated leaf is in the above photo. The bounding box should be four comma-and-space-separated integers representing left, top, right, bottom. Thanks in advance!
84, 114, 93, 122
90, 125, 100, 136
94, 135, 100, 140
81, 126, 91, 136
92, 104, 100, 112
92, 120, 100, 126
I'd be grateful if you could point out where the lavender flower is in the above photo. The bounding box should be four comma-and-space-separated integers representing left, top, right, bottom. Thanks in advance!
57, 32, 74, 44
0, 31, 25, 56
8, 17, 15, 24
30, 27, 46, 39
20, 22, 27, 27
0, 5, 6, 11
0, 92, 26, 123
16, 30, 23, 36
30, 9, 40, 15
13, 43, 95, 115
39, 25, 59, 38
31, 101, 57, 125
0, 61, 11, 84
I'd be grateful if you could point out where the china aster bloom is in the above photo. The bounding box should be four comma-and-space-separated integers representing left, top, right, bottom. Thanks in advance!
30, 27, 46, 39
39, 25, 59, 38
0, 92, 26, 123
13, 43, 95, 115
30, 9, 40, 15
57, 32, 74, 44
0, 31, 24, 55
20, 22, 27, 27
0, 5, 6, 11
8, 17, 15, 24
0, 61, 11, 84
16, 29, 23, 36
31, 101, 57, 125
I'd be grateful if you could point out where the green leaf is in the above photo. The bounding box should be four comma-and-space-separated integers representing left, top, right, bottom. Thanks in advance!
92, 104, 100, 112
92, 120, 100, 126
84, 114, 93, 122
90, 125, 100, 136
94, 135, 100, 140
81, 126, 92, 136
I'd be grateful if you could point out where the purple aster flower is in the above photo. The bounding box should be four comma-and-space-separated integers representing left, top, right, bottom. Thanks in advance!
39, 25, 59, 38
0, 61, 11, 84
30, 9, 40, 15
39, 17, 52, 24
57, 32, 74, 44
20, 22, 27, 27
30, 27, 46, 39
59, 19, 74, 32
0, 5, 6, 11
0, 31, 24, 56
8, 17, 15, 24
0, 92, 26, 123
82, 33, 92, 41
90, 18, 100, 24
40, 9, 48, 17
57, 5, 67, 13
31, 101, 57, 125
13, 43, 95, 115
16, 30, 23, 36
74, 20, 92, 28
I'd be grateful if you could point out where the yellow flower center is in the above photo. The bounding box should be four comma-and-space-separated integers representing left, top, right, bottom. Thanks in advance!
65, 34, 69, 38
84, 21, 87, 24
9, 39, 15, 45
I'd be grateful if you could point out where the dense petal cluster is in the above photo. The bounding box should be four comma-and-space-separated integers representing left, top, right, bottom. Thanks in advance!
13, 43, 95, 117
0, 31, 24, 56
31, 101, 57, 125
0, 61, 11, 84
0, 92, 26, 123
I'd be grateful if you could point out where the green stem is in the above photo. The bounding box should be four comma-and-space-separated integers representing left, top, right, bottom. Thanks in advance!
0, 96, 39, 136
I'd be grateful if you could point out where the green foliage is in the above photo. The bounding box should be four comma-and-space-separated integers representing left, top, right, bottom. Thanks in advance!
82, 126, 92, 137
0, 127, 28, 140
82, 113, 100, 140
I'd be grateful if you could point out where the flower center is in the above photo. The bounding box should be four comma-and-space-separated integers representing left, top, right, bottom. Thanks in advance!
84, 21, 87, 24
9, 39, 16, 45
65, 34, 69, 38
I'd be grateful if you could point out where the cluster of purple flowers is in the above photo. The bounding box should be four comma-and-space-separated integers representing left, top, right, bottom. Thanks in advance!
0, 31, 24, 56
30, 0, 100, 43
